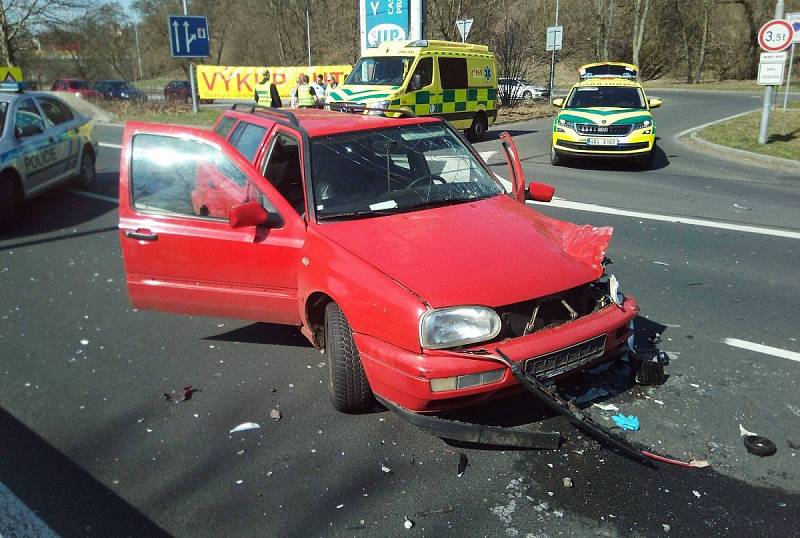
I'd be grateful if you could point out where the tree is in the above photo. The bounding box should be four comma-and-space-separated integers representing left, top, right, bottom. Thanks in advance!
631, 0, 649, 70
0, 0, 92, 67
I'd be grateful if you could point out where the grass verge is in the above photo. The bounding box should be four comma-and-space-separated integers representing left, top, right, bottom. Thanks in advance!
103, 101, 221, 126
496, 100, 554, 124
697, 101, 800, 161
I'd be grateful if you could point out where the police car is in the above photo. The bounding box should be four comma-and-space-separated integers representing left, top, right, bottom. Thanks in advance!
0, 83, 98, 231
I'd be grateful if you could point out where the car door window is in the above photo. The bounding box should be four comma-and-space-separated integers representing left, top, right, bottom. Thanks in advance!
411, 57, 433, 88
37, 97, 74, 126
15, 99, 46, 136
215, 116, 237, 139
131, 134, 266, 220
263, 132, 304, 214
228, 121, 268, 162
438, 57, 468, 89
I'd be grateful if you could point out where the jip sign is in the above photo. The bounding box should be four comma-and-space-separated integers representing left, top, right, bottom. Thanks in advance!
360, 0, 424, 53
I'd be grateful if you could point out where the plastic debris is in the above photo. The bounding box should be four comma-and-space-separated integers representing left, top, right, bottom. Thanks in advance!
692, 490, 701, 498
181, 386, 197, 401
336, 504, 344, 509
739, 424, 758, 437
163, 393, 172, 401
381, 465, 391, 473
744, 435, 777, 457
457, 453, 468, 477
592, 403, 619, 412
416, 505, 454, 517
562, 477, 573, 488
269, 409, 282, 420
229, 422, 261, 434
403, 517, 414, 529
611, 414, 640, 431
80, 339, 89, 345
663, 524, 671, 532
653, 261, 670, 266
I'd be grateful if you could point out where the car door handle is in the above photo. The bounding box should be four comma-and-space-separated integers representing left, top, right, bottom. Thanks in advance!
124, 229, 158, 241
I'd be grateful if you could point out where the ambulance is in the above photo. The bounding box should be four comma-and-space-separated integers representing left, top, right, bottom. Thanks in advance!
326, 40, 498, 141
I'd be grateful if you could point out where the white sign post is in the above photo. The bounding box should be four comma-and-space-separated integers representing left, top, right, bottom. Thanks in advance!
456, 18, 473, 43
758, 52, 787, 85
546, 26, 563, 51
757, 13, 794, 145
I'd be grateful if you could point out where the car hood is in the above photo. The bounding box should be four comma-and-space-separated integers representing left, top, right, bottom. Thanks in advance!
558, 108, 652, 125
315, 195, 611, 308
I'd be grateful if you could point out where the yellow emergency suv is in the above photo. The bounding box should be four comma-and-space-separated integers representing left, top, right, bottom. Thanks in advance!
326, 40, 497, 141
550, 62, 662, 166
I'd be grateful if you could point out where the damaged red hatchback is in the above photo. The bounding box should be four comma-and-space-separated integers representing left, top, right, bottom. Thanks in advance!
118, 107, 638, 415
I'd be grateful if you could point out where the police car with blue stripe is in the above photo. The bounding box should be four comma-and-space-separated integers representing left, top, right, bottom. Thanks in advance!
0, 82, 98, 231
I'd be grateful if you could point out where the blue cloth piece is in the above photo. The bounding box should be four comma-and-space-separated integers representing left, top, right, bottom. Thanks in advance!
612, 414, 640, 431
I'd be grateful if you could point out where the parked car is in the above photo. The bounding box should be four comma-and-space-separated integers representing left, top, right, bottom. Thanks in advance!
498, 78, 549, 100
94, 80, 147, 102
50, 79, 101, 100
117, 106, 638, 418
163, 80, 212, 104
0, 83, 98, 231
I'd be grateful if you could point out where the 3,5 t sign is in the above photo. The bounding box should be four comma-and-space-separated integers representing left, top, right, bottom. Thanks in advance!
758, 19, 794, 52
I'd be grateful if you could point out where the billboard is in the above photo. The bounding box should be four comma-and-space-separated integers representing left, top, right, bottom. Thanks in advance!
360, 0, 424, 54
196, 65, 352, 100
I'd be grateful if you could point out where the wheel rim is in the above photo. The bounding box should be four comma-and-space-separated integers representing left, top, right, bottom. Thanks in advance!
81, 152, 95, 185
475, 119, 485, 135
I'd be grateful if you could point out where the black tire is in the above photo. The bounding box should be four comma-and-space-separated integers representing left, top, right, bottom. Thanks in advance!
550, 145, 563, 166
634, 149, 654, 170
522, 91, 533, 99
75, 146, 96, 188
466, 112, 488, 142
0, 173, 18, 233
325, 302, 373, 412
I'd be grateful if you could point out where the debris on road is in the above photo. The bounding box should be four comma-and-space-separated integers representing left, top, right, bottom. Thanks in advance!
653, 261, 670, 266
692, 490, 701, 498
403, 517, 414, 529
739, 424, 758, 437
381, 464, 391, 473
415, 505, 454, 517
574, 387, 609, 405
181, 385, 197, 401
562, 477, 573, 488
457, 453, 468, 477
744, 435, 777, 457
612, 414, 640, 431
230, 422, 261, 434
269, 409, 282, 420
592, 402, 619, 412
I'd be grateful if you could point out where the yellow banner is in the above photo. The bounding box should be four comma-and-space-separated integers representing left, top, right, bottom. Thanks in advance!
196, 65, 352, 100
0, 67, 23, 82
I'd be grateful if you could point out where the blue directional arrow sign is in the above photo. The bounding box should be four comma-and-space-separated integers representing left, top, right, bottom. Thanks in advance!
168, 15, 210, 58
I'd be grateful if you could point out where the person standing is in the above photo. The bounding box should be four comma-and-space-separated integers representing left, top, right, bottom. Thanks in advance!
323, 75, 338, 105
254, 70, 282, 108
312, 74, 326, 105
291, 74, 317, 108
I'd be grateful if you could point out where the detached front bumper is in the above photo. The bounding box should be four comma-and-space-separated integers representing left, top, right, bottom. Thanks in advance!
356, 296, 638, 412
552, 131, 654, 157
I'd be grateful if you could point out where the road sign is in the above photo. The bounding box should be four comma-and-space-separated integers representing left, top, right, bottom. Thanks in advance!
757, 52, 787, 85
758, 19, 794, 52
546, 26, 563, 51
456, 18, 474, 43
168, 15, 210, 58
787, 13, 800, 43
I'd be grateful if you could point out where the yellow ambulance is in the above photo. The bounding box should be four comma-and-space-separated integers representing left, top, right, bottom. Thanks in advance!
326, 40, 498, 141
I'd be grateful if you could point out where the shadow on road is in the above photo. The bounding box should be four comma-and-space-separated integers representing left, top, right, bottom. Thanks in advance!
0, 407, 172, 537
205, 322, 313, 348
558, 140, 670, 172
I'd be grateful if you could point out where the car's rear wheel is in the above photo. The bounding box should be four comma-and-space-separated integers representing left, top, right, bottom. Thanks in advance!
550, 145, 564, 166
466, 111, 488, 142
522, 91, 533, 100
325, 302, 374, 412
0, 172, 19, 233
75, 146, 96, 188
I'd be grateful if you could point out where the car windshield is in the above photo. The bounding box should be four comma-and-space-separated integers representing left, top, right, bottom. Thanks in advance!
566, 86, 646, 109
109, 81, 131, 89
0, 102, 7, 132
311, 123, 504, 221
345, 56, 412, 86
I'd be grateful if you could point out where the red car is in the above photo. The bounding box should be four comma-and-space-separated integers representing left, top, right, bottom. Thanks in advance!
118, 108, 637, 415
50, 79, 101, 100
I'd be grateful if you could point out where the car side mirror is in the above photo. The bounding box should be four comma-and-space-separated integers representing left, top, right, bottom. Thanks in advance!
648, 98, 662, 109
551, 97, 565, 108
229, 201, 268, 229
15, 124, 43, 138
527, 182, 555, 203
410, 74, 422, 91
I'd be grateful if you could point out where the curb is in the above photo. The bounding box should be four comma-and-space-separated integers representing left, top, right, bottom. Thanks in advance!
672, 109, 800, 171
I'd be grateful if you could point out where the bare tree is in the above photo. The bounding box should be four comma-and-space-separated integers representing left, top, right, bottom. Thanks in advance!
631, 0, 649, 70
692, 0, 716, 83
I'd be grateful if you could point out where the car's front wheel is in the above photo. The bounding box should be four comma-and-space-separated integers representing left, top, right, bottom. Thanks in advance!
75, 146, 96, 188
550, 145, 564, 166
522, 91, 533, 99
325, 302, 373, 412
466, 111, 488, 142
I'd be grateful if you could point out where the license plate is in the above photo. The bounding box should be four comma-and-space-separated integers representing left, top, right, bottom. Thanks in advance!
524, 335, 607, 379
587, 138, 618, 146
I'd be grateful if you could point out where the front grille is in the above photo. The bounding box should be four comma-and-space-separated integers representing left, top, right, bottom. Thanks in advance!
557, 141, 649, 152
524, 334, 607, 379
495, 282, 607, 340
576, 123, 631, 136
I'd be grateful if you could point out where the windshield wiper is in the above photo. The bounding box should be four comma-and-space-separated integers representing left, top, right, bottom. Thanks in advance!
316, 206, 408, 221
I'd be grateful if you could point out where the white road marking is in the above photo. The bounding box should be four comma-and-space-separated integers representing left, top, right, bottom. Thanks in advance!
478, 150, 497, 162
723, 338, 800, 363
99, 142, 122, 149
67, 189, 118, 203
527, 198, 800, 240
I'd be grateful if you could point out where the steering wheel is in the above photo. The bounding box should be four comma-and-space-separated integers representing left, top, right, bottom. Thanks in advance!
407, 174, 446, 190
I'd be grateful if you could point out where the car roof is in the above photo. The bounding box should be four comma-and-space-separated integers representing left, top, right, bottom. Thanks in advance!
225, 108, 441, 138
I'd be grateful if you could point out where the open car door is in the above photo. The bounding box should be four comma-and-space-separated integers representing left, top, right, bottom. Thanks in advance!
118, 122, 305, 325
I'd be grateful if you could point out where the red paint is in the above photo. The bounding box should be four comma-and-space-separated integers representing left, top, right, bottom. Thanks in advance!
120, 112, 636, 411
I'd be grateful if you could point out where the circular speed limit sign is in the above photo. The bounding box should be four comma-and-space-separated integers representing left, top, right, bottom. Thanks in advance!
758, 19, 794, 52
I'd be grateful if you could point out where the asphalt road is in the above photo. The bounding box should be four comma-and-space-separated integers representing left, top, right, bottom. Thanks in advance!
2, 90, 799, 538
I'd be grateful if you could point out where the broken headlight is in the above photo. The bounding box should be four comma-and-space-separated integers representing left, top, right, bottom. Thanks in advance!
420, 306, 502, 350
